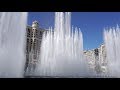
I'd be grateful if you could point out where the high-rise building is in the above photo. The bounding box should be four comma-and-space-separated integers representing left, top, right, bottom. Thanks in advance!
84, 44, 107, 73
25, 21, 47, 73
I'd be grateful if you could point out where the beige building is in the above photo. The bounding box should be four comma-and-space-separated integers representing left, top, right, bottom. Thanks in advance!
84, 44, 107, 73
84, 49, 96, 70
25, 21, 47, 73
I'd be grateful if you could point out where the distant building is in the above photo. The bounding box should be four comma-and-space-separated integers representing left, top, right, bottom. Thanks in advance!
84, 44, 107, 73
84, 49, 96, 69
25, 21, 47, 73
97, 44, 107, 72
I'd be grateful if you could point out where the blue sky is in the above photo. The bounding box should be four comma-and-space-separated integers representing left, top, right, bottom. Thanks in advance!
28, 12, 120, 50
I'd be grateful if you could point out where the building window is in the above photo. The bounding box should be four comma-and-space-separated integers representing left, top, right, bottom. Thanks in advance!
94, 49, 99, 56
34, 55, 36, 59
31, 39, 33, 45
40, 31, 42, 35
28, 28, 30, 33
27, 29, 31, 37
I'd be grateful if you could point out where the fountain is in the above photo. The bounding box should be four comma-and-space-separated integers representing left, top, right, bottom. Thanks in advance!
0, 12, 107, 78
104, 25, 120, 77
35, 12, 92, 77
0, 12, 28, 78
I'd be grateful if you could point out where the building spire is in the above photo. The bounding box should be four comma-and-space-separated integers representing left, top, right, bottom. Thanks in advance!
32, 20, 39, 29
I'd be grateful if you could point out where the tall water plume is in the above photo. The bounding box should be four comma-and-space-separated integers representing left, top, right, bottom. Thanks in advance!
104, 25, 120, 77
0, 12, 28, 78
36, 12, 90, 77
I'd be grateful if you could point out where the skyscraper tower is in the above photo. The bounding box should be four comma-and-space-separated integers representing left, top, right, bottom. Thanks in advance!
25, 21, 46, 75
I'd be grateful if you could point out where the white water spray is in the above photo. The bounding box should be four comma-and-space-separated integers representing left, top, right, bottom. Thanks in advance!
104, 25, 120, 77
0, 12, 28, 78
36, 12, 90, 77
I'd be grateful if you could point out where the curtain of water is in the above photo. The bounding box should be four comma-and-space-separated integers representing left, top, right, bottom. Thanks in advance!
104, 25, 120, 77
36, 12, 90, 77
0, 12, 28, 78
